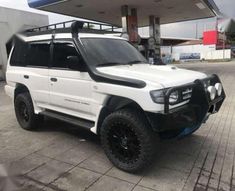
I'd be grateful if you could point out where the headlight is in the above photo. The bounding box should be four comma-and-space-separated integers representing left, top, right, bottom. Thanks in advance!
150, 89, 180, 104
150, 89, 165, 104
169, 91, 179, 104
215, 83, 222, 96
207, 86, 216, 100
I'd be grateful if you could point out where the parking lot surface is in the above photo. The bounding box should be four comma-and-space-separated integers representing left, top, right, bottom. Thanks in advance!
0, 61, 235, 191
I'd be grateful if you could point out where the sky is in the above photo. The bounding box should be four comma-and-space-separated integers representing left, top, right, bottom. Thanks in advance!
161, 0, 235, 38
214, 0, 235, 18
0, 0, 234, 38
0, 0, 77, 23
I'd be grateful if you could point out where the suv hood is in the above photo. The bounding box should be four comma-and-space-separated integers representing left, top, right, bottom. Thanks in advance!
97, 64, 207, 88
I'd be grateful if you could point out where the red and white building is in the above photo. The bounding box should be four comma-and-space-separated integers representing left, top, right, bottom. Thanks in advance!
161, 19, 234, 62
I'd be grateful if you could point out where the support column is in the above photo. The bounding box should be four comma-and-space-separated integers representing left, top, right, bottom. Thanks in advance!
148, 16, 161, 64
121, 5, 138, 43
121, 5, 129, 34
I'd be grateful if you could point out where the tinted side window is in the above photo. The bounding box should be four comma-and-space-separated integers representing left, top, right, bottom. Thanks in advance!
52, 42, 85, 69
27, 43, 50, 67
10, 38, 28, 67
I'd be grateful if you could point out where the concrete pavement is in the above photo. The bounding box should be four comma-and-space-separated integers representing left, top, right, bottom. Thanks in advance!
0, 61, 235, 191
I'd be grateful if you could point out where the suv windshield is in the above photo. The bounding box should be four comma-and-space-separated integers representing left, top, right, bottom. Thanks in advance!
81, 38, 147, 67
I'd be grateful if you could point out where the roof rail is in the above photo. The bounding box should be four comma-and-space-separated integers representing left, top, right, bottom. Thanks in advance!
25, 20, 121, 34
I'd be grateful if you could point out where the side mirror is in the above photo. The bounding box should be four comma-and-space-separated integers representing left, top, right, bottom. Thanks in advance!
67, 56, 81, 70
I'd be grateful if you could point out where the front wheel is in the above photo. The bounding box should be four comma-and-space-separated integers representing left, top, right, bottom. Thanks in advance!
100, 109, 156, 173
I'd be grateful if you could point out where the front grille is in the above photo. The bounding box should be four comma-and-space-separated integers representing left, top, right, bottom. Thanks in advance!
182, 88, 193, 100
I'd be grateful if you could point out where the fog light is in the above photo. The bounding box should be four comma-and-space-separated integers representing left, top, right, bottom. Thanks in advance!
215, 83, 222, 96
207, 86, 216, 100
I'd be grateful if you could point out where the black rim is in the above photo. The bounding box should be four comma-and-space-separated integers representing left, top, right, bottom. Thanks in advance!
108, 122, 141, 163
19, 102, 30, 123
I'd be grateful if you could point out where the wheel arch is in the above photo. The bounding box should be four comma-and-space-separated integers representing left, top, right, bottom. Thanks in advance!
14, 83, 30, 100
96, 95, 148, 135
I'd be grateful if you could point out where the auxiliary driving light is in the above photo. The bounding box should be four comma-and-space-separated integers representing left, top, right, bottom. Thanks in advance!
207, 86, 216, 100
215, 83, 222, 96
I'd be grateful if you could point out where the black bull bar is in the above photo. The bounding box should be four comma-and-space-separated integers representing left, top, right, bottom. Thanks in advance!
146, 74, 226, 133
164, 74, 225, 114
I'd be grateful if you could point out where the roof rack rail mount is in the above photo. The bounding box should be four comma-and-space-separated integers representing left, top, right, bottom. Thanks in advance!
25, 20, 121, 34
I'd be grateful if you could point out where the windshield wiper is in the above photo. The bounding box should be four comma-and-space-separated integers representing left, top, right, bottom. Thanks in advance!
97, 60, 147, 67
96, 62, 126, 67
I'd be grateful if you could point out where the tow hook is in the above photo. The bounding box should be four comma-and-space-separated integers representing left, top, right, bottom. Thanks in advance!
209, 104, 217, 114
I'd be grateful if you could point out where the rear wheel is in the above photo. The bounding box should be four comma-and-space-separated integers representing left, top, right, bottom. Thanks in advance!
15, 92, 43, 130
100, 109, 155, 173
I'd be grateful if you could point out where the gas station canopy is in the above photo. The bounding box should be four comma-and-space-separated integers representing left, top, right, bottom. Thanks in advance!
28, 0, 220, 26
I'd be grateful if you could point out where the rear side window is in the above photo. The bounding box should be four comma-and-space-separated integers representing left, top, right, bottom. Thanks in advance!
10, 38, 28, 67
27, 43, 50, 68
10, 40, 51, 68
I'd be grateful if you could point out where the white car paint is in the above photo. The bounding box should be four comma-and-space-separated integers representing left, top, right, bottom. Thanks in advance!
5, 32, 209, 134
97, 64, 207, 88
17, 33, 124, 42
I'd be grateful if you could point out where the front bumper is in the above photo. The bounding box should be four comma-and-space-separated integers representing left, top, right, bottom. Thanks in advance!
146, 74, 226, 132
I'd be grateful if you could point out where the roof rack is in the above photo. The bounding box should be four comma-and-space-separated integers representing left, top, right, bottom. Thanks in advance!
24, 20, 121, 36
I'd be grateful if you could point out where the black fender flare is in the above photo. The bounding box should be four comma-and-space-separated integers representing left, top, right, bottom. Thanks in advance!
96, 96, 146, 135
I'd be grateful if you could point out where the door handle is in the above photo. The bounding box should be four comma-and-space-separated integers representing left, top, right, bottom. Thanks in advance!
50, 78, 58, 82
24, 75, 29, 79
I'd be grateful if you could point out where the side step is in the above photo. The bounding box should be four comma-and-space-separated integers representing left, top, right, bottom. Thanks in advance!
41, 110, 95, 129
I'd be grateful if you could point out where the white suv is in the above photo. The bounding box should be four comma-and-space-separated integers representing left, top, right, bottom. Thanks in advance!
5, 21, 225, 172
